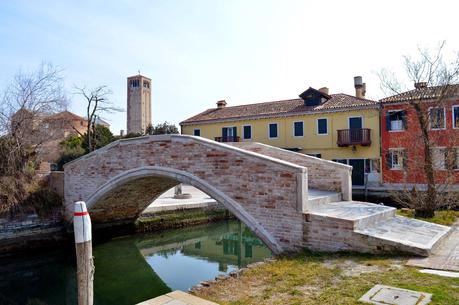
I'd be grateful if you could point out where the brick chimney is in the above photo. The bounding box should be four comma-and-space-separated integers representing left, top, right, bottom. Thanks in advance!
216, 100, 227, 109
319, 87, 329, 95
414, 82, 427, 89
354, 76, 366, 98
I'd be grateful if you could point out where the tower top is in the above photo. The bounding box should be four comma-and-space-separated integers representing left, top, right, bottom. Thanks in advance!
127, 74, 151, 80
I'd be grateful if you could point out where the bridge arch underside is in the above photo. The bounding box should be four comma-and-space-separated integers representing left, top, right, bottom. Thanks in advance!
84, 167, 283, 254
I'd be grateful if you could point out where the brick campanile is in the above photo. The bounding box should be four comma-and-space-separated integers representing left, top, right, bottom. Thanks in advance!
127, 74, 152, 134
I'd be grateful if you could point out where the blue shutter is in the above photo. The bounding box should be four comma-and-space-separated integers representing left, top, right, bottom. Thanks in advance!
386, 113, 391, 131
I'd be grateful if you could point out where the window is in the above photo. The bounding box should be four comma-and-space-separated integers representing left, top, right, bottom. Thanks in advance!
429, 107, 445, 129
193, 128, 200, 136
386, 110, 407, 131
387, 149, 405, 170
446, 147, 459, 170
453, 105, 459, 129
130, 79, 140, 88
143, 81, 150, 89
317, 118, 328, 135
243, 125, 252, 140
293, 121, 303, 137
432, 148, 447, 170
268, 123, 278, 138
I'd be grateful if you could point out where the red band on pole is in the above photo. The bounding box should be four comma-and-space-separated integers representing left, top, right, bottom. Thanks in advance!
74, 211, 89, 216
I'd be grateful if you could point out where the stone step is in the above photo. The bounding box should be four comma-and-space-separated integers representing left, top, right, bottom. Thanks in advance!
309, 201, 396, 229
355, 216, 451, 256
307, 189, 341, 208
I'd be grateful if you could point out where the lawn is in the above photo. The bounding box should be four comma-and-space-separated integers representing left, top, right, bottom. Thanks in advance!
396, 209, 459, 226
192, 251, 459, 305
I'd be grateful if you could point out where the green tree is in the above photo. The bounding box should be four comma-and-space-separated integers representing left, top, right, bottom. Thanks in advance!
145, 122, 179, 135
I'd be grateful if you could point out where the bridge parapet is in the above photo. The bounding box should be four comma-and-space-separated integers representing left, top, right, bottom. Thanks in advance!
230, 142, 352, 201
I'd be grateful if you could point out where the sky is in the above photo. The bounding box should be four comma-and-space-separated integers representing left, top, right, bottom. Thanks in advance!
1, 0, 458, 134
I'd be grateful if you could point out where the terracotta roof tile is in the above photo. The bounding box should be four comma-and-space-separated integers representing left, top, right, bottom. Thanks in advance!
181, 93, 378, 125
380, 84, 459, 104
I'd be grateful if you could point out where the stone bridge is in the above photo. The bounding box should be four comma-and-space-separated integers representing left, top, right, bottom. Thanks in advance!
64, 135, 451, 256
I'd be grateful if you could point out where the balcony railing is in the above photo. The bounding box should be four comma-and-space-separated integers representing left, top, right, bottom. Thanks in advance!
337, 128, 371, 147
215, 136, 240, 143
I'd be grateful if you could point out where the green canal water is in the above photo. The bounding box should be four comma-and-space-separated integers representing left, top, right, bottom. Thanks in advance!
0, 220, 271, 305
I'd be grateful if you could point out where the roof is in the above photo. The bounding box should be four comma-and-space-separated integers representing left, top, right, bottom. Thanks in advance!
180, 93, 378, 125
44, 111, 86, 122
380, 84, 459, 104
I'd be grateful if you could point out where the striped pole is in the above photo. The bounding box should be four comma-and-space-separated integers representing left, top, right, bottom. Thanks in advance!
73, 201, 94, 305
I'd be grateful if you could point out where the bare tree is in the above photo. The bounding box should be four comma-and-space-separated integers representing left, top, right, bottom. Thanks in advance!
74, 86, 123, 152
379, 41, 459, 217
0, 63, 67, 214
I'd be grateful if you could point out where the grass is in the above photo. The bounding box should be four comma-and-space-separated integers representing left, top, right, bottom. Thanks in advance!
193, 250, 459, 305
396, 209, 459, 226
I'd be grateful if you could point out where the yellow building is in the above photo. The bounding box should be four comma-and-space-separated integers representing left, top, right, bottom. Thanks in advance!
181, 77, 381, 186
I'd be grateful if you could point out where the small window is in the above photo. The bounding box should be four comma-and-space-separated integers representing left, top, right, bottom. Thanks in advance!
268, 123, 278, 139
243, 125, 252, 140
388, 149, 405, 170
387, 110, 407, 131
293, 121, 303, 137
317, 118, 328, 135
193, 129, 200, 136
143, 81, 150, 89
453, 105, 459, 129
429, 107, 445, 129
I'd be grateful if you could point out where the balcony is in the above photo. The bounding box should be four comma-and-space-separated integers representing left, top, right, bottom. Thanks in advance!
214, 136, 240, 143
337, 128, 371, 147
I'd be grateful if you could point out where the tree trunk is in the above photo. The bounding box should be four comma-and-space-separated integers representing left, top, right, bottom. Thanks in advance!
412, 102, 437, 216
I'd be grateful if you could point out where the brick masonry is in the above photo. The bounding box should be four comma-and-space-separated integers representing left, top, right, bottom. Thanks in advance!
64, 135, 313, 254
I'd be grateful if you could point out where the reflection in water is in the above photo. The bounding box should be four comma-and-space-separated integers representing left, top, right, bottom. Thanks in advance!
0, 220, 271, 305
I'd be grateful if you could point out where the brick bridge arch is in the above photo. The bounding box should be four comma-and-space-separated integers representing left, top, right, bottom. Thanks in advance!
64, 135, 314, 254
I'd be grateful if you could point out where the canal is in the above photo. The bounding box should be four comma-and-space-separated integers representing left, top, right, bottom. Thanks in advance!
0, 219, 271, 305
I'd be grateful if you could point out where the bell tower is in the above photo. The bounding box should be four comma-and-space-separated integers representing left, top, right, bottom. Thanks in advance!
127, 74, 151, 134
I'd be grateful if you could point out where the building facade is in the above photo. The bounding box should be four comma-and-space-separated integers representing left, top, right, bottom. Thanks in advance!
181, 77, 381, 186
380, 83, 459, 185
127, 74, 152, 134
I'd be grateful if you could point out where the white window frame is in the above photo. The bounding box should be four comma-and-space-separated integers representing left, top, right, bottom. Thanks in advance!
316, 118, 328, 135
242, 124, 252, 140
268, 122, 279, 139
454, 147, 459, 171
428, 107, 446, 130
432, 147, 447, 170
348, 116, 364, 129
452, 105, 459, 129
387, 109, 406, 132
222, 126, 237, 138
292, 121, 304, 138
193, 128, 201, 136
388, 148, 404, 170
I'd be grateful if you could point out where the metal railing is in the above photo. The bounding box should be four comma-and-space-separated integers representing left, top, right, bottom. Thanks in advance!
337, 128, 371, 146
214, 136, 240, 142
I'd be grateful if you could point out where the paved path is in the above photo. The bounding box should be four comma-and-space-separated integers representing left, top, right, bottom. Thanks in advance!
137, 290, 218, 305
143, 185, 219, 214
407, 221, 459, 271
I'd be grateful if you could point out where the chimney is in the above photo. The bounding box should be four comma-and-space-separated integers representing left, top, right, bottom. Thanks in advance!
354, 76, 365, 98
319, 87, 329, 95
414, 82, 427, 89
216, 100, 227, 109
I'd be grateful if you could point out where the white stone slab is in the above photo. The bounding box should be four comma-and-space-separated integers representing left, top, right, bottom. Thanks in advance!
359, 284, 432, 305
419, 269, 459, 278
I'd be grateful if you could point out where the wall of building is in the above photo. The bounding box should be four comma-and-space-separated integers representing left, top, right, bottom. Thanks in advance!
182, 108, 381, 161
381, 99, 459, 184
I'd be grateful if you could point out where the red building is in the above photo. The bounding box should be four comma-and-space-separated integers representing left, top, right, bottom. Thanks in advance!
380, 83, 459, 185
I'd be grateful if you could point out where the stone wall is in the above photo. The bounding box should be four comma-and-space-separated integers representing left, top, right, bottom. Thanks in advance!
64, 135, 308, 253
231, 142, 352, 200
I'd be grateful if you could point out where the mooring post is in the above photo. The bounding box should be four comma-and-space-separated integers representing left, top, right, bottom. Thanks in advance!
73, 201, 94, 305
